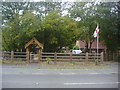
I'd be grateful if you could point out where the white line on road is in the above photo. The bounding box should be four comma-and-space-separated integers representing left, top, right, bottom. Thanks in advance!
32, 73, 45, 75
64, 83, 97, 85
59, 72, 102, 75
59, 72, 118, 75
88, 73, 101, 75
64, 82, 119, 85
59, 73, 76, 75
111, 72, 118, 74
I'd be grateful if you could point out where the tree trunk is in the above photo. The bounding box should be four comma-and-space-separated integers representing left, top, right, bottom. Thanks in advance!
85, 42, 89, 52
89, 40, 94, 53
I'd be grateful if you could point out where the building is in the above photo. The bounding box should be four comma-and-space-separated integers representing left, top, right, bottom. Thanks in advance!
76, 40, 106, 53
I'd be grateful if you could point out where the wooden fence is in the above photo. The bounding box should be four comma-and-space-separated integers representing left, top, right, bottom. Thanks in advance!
2, 51, 104, 63
106, 52, 120, 61
2, 51, 26, 60
42, 52, 103, 63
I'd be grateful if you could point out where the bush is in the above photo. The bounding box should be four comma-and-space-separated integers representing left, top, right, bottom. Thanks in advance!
17, 58, 23, 61
46, 57, 52, 64
95, 60, 100, 65
73, 45, 79, 50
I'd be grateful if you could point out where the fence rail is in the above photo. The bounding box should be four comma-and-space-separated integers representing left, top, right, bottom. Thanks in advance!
3, 51, 26, 60
41, 52, 102, 62
2, 51, 104, 63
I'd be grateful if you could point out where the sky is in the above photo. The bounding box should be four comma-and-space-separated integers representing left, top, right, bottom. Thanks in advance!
2, 0, 119, 2
28, 0, 119, 2
29, 0, 75, 2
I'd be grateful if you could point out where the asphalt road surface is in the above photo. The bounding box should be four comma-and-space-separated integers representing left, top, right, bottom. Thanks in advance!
2, 64, 119, 88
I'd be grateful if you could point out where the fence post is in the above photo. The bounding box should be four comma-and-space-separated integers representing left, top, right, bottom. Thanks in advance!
26, 48, 30, 63
70, 52, 72, 63
54, 52, 57, 64
38, 49, 42, 63
30, 52, 33, 63
0, 50, 2, 60
101, 52, 104, 64
11, 51, 14, 61
86, 52, 88, 64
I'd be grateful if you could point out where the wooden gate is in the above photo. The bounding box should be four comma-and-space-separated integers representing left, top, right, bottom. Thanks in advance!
30, 53, 39, 63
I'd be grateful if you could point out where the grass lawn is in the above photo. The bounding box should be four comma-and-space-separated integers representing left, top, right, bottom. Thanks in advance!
2, 59, 118, 67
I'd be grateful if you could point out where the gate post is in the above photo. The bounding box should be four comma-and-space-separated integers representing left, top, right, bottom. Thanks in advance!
70, 52, 72, 63
38, 49, 42, 63
54, 52, 57, 64
100, 52, 104, 64
26, 48, 30, 63
11, 51, 14, 61
86, 52, 88, 64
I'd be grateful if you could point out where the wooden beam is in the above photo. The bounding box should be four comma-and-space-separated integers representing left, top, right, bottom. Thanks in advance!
70, 52, 72, 63
25, 38, 43, 49
100, 52, 104, 64
25, 39, 34, 48
86, 52, 88, 64
11, 51, 14, 61
38, 49, 42, 63
54, 52, 57, 64
33, 38, 43, 49
26, 48, 30, 63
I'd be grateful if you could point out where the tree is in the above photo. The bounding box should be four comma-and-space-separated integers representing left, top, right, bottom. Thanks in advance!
68, 2, 99, 52
68, 2, 119, 52
116, 2, 120, 49
2, 2, 119, 53
23, 2, 62, 20
3, 10, 78, 52
97, 2, 119, 52
2, 11, 43, 51
42, 11, 78, 52
2, 2, 33, 24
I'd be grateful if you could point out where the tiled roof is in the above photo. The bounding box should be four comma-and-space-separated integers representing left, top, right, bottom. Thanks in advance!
76, 40, 106, 49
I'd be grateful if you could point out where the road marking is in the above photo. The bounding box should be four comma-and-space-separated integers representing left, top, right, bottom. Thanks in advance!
64, 82, 119, 85
32, 73, 45, 75
111, 72, 118, 74
88, 72, 118, 75
37, 69, 41, 70
89, 73, 101, 75
59, 73, 76, 75
59, 72, 118, 75
35, 82, 39, 85
64, 83, 97, 85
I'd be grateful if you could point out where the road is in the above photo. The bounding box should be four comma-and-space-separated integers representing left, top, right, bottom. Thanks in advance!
2, 64, 119, 88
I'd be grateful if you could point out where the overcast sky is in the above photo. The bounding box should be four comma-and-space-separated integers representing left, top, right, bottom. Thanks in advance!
2, 0, 120, 2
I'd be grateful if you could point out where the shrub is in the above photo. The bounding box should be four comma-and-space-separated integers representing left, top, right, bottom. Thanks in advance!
73, 45, 79, 50
17, 58, 23, 61
46, 57, 52, 64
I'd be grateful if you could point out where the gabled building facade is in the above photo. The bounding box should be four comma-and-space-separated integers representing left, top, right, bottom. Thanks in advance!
76, 40, 106, 53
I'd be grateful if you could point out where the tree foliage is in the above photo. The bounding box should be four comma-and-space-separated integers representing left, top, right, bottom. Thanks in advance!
68, 2, 119, 52
3, 11, 42, 51
2, 2, 119, 52
3, 10, 78, 52
42, 11, 78, 52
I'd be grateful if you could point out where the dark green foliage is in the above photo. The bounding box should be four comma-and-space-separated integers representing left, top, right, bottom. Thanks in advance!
68, 2, 119, 52
2, 2, 119, 53
46, 57, 52, 64
73, 45, 79, 50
